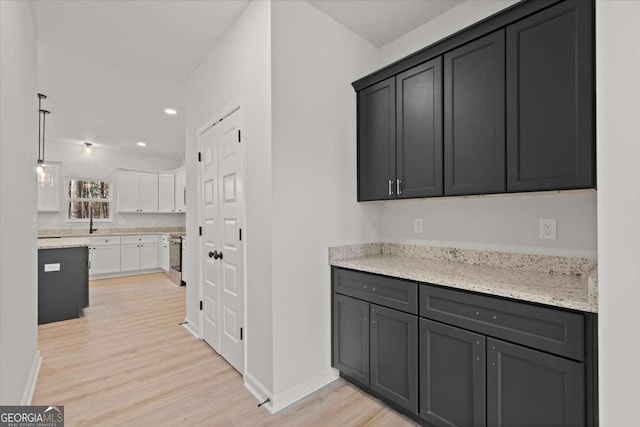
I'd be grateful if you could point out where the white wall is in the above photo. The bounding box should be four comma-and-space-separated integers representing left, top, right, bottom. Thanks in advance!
596, 1, 640, 423
270, 0, 380, 408
185, 1, 273, 393
375, 0, 597, 258
37, 140, 185, 230
0, 0, 40, 404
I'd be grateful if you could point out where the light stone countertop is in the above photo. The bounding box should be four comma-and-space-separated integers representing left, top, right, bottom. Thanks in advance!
38, 237, 91, 250
38, 227, 186, 238
330, 243, 597, 313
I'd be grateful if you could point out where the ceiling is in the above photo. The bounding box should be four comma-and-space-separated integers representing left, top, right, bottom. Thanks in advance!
307, 0, 464, 47
30, 0, 249, 159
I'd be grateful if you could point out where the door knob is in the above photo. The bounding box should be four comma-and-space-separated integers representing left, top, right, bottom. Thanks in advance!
208, 251, 215, 258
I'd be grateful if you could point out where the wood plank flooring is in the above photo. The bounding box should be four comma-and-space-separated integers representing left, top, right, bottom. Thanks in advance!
34, 273, 416, 426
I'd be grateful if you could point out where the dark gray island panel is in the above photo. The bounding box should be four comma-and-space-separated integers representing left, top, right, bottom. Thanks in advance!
38, 246, 89, 324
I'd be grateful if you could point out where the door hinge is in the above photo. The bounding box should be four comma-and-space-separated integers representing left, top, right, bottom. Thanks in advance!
240, 327, 243, 341
239, 228, 242, 241
237, 129, 241, 143
199, 301, 203, 311
198, 152, 202, 162
199, 226, 202, 236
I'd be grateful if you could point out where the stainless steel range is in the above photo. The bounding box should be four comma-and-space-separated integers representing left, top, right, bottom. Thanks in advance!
169, 237, 182, 285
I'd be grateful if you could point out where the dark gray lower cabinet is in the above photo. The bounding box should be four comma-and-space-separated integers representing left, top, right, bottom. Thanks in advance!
333, 294, 369, 387
420, 319, 486, 427
487, 338, 585, 427
370, 304, 418, 413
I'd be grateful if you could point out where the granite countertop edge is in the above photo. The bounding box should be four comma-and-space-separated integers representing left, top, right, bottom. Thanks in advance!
329, 246, 598, 314
38, 237, 92, 250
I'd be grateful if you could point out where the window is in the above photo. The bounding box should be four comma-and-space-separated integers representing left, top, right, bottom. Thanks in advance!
67, 178, 112, 221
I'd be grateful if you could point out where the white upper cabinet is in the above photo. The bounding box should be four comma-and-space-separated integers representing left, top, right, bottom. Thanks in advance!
174, 168, 186, 213
117, 170, 158, 213
117, 171, 140, 213
158, 173, 175, 213
139, 173, 159, 212
37, 163, 61, 212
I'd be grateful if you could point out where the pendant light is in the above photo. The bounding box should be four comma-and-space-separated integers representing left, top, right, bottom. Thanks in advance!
37, 93, 53, 186
82, 142, 95, 158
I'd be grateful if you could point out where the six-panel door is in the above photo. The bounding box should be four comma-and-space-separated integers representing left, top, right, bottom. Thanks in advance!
396, 58, 443, 198
444, 30, 505, 196
506, 0, 594, 192
487, 338, 585, 427
370, 304, 418, 413
419, 318, 486, 427
333, 294, 370, 387
358, 77, 396, 201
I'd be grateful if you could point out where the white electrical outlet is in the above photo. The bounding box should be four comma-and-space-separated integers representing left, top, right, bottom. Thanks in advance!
413, 218, 424, 234
539, 219, 557, 240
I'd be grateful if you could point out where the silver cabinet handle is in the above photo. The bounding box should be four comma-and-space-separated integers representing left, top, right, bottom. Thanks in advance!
397, 179, 402, 195
388, 180, 394, 196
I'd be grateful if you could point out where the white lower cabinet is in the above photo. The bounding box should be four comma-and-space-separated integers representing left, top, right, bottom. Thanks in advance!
91, 245, 121, 275
121, 244, 142, 272
121, 235, 159, 272
89, 235, 161, 276
160, 236, 170, 272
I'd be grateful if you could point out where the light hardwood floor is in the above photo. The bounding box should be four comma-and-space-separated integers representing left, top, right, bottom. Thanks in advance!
34, 273, 416, 426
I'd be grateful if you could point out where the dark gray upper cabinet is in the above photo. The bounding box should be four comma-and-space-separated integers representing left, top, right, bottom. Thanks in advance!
396, 58, 443, 198
333, 294, 370, 387
487, 338, 585, 427
370, 304, 418, 414
358, 77, 396, 201
506, 0, 594, 192
419, 319, 486, 427
444, 30, 506, 196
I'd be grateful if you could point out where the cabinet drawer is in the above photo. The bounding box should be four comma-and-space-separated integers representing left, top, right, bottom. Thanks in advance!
333, 268, 418, 315
92, 236, 121, 246
121, 235, 158, 245
419, 284, 584, 360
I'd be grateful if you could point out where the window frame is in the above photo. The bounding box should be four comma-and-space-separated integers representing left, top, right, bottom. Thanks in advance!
64, 177, 114, 223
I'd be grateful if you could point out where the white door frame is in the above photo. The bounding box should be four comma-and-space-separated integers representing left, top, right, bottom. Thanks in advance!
196, 99, 248, 374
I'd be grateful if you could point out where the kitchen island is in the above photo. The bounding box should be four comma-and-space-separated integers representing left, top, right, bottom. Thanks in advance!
38, 237, 90, 324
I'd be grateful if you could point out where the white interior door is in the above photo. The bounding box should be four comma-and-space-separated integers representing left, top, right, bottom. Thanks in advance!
218, 111, 244, 373
199, 108, 245, 374
200, 124, 221, 352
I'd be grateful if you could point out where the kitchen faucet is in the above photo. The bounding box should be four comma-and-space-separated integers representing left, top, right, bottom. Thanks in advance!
89, 210, 97, 234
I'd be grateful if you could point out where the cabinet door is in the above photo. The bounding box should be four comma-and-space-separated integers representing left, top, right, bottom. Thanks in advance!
333, 294, 370, 387
396, 58, 443, 198
370, 304, 418, 413
419, 319, 486, 427
158, 173, 175, 213
37, 164, 61, 212
487, 338, 585, 427
91, 245, 121, 275
117, 171, 140, 213
444, 30, 505, 196
358, 77, 396, 201
140, 243, 159, 270
506, 0, 594, 192
175, 169, 186, 212
139, 173, 159, 213
121, 244, 141, 272
160, 241, 170, 272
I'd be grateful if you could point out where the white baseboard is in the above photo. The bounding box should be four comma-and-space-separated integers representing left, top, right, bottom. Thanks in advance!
21, 350, 42, 405
182, 318, 200, 339
89, 269, 164, 280
244, 371, 274, 414
270, 367, 339, 413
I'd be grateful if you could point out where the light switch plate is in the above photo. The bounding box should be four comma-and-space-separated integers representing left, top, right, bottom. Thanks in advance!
413, 218, 424, 234
44, 263, 61, 272
539, 219, 557, 240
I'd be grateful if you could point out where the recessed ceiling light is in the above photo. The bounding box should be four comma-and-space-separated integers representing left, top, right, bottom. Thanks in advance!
164, 108, 177, 115
136, 141, 146, 147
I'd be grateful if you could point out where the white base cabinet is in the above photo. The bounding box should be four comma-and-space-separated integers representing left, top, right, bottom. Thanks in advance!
89, 235, 161, 277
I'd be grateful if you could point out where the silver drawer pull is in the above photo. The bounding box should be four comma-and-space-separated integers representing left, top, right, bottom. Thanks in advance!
388, 180, 394, 196
396, 179, 402, 195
